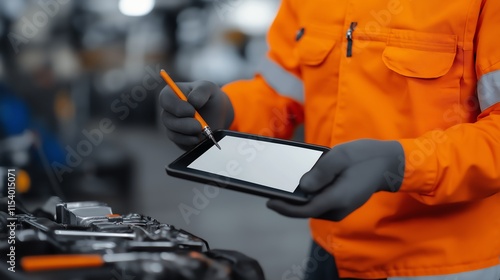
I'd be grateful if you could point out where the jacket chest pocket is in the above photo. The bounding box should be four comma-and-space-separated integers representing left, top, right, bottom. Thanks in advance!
295, 27, 337, 66
294, 26, 339, 102
381, 30, 463, 129
382, 30, 458, 79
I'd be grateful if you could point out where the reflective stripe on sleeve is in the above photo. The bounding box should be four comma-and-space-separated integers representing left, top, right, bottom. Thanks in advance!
478, 69, 500, 112
389, 264, 500, 280
258, 57, 304, 103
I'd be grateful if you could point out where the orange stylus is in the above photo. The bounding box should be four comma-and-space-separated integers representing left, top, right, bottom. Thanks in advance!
160, 69, 221, 150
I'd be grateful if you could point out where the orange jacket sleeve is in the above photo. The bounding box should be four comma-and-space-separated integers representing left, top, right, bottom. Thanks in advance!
398, 0, 500, 204
222, 0, 304, 139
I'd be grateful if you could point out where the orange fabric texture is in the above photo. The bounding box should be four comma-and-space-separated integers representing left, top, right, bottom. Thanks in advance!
222, 0, 500, 278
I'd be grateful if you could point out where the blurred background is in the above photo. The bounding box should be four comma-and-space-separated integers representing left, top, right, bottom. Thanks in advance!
0, 0, 311, 279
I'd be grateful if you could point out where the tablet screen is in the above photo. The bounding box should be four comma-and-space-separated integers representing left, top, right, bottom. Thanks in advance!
188, 135, 323, 193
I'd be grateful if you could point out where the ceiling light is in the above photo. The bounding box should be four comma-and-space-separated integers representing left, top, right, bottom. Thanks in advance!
119, 0, 155, 17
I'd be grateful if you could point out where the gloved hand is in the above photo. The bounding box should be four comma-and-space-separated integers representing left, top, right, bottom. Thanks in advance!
267, 139, 405, 221
159, 81, 234, 150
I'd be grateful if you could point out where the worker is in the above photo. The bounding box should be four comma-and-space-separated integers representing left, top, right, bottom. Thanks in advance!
159, 0, 500, 279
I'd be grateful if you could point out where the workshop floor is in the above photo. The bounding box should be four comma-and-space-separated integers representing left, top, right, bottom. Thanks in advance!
106, 125, 312, 280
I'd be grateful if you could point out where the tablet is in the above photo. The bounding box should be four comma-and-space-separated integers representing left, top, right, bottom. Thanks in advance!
166, 130, 329, 203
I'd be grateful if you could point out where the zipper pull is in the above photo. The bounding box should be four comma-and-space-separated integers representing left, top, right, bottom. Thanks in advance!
296, 28, 305, 41
346, 22, 357, 57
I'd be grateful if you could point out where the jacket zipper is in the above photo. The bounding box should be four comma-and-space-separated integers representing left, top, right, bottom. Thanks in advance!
346, 22, 357, 57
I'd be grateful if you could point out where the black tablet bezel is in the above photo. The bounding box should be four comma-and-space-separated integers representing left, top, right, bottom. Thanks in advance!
166, 130, 329, 204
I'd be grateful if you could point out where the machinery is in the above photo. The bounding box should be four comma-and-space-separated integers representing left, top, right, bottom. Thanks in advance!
0, 197, 265, 280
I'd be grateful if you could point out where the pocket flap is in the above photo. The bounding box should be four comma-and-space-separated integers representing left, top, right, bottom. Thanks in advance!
295, 30, 336, 66
382, 31, 457, 78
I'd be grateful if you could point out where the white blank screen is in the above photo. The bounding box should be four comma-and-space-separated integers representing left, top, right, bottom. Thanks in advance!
188, 136, 323, 193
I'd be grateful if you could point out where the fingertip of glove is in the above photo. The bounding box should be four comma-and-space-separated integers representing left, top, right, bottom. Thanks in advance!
266, 200, 277, 209
298, 172, 321, 193
266, 199, 285, 210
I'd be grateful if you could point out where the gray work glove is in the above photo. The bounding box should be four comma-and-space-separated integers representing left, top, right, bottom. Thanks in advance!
159, 81, 234, 150
267, 139, 405, 221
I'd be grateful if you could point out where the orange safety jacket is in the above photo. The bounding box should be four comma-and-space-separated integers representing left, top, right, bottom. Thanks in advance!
222, 0, 500, 279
